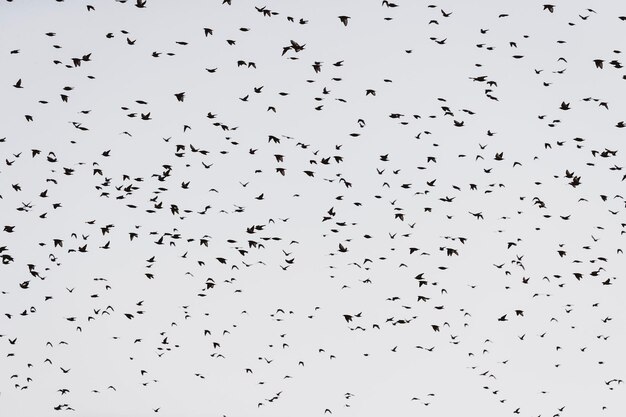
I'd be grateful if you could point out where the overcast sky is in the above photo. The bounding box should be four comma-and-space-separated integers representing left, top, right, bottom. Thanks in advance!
1, 1, 625, 416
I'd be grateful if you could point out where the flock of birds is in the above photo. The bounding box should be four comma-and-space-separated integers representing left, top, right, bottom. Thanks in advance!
1, 0, 625, 416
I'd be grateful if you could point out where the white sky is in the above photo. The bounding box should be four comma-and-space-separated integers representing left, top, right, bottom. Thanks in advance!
1, 1, 625, 416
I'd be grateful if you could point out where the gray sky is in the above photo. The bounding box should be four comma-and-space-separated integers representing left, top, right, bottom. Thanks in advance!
1, 1, 625, 416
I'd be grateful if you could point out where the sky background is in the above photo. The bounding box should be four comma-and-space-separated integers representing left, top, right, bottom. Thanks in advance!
1, 1, 626, 416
